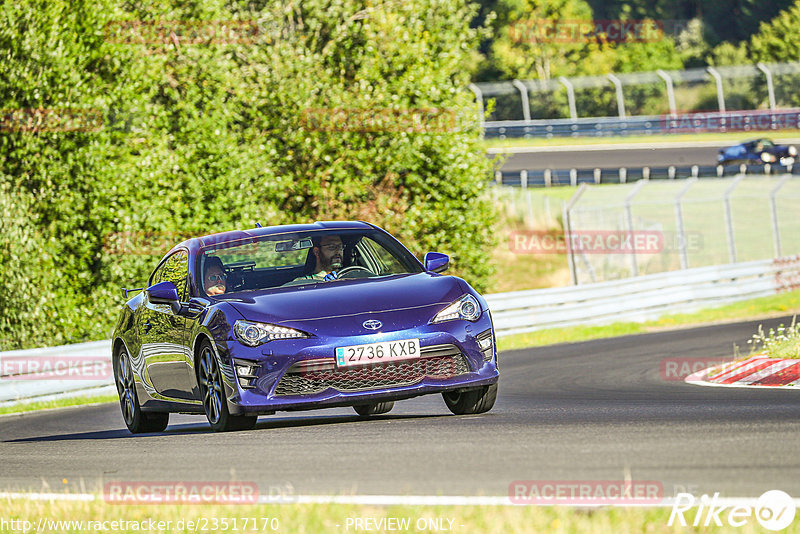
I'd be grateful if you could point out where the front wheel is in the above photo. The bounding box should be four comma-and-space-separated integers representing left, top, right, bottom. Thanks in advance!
442, 383, 498, 415
115, 348, 169, 433
353, 401, 394, 417
197, 341, 257, 432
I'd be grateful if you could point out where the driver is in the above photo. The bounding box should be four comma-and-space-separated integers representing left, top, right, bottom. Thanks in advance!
202, 256, 227, 296
297, 235, 344, 281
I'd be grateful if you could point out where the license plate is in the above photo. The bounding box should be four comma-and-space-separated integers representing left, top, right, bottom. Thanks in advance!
335, 338, 421, 368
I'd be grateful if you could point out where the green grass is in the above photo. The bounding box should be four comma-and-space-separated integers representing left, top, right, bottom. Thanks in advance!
746, 317, 800, 359
497, 289, 800, 352
483, 129, 800, 150
0, 498, 786, 533
0, 393, 117, 417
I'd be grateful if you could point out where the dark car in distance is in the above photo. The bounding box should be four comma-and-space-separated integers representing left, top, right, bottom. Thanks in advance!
112, 221, 499, 433
717, 138, 797, 166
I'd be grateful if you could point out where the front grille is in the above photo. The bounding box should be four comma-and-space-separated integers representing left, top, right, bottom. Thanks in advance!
273, 344, 471, 396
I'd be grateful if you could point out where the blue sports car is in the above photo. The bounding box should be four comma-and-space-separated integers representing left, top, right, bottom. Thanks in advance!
112, 221, 499, 432
717, 138, 797, 166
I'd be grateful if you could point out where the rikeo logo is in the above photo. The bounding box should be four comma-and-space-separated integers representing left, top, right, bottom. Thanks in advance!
669, 491, 796, 530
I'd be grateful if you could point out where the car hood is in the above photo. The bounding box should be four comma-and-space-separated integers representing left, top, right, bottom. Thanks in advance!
222, 273, 467, 332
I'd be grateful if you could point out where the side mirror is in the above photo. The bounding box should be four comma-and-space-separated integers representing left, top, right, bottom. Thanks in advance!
146, 281, 182, 314
424, 252, 449, 273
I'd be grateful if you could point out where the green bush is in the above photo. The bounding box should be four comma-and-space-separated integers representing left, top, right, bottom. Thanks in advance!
0, 0, 496, 350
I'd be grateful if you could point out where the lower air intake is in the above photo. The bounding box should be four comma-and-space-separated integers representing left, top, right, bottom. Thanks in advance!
273, 344, 470, 396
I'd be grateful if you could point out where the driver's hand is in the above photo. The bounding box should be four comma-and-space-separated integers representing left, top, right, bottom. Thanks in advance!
323, 271, 338, 281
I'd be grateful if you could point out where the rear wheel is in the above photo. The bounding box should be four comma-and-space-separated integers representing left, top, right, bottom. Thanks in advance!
115, 348, 169, 433
443, 383, 498, 415
353, 401, 394, 417
197, 340, 257, 432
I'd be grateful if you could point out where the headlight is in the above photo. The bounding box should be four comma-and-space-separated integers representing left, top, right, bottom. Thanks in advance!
431, 294, 481, 323
789, 146, 797, 156
233, 320, 309, 347
761, 151, 774, 163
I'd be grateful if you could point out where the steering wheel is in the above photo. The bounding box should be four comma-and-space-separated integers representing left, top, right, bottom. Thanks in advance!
334, 266, 375, 279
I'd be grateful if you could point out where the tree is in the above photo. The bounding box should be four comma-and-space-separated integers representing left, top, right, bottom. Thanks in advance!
750, 0, 800, 62
0, 0, 497, 349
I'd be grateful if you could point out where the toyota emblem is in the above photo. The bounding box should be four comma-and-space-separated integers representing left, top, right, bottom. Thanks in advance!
363, 320, 382, 330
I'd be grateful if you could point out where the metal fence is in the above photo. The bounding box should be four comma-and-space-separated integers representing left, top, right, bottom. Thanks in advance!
473, 62, 800, 138
563, 175, 800, 284
495, 160, 800, 188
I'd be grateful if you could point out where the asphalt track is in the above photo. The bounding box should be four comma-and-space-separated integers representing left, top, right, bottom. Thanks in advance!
496, 145, 723, 171
2, 315, 799, 499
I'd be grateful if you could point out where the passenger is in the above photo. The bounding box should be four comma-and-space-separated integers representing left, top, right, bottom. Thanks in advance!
203, 256, 227, 296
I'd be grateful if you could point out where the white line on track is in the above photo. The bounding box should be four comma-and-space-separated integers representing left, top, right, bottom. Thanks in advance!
3, 492, 800, 508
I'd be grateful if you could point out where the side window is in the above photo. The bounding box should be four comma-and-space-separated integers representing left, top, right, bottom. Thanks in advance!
358, 238, 406, 275
149, 251, 189, 301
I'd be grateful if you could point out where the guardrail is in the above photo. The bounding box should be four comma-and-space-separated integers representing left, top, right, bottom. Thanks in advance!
496, 164, 800, 187
483, 109, 800, 139
485, 257, 800, 337
3, 256, 799, 404
0, 340, 114, 407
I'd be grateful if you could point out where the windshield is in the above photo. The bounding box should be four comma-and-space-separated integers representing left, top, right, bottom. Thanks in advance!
196, 229, 423, 296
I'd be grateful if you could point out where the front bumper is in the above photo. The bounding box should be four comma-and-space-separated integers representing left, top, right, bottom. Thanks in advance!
219, 313, 499, 415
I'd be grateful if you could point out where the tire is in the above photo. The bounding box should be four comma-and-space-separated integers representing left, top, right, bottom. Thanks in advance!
115, 347, 169, 433
442, 383, 498, 415
353, 401, 394, 417
197, 340, 257, 432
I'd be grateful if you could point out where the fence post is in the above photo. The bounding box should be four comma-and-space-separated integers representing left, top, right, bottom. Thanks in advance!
657, 70, 677, 118
625, 180, 646, 277
564, 183, 588, 285
674, 178, 697, 270
559, 76, 578, 121
723, 175, 744, 264
468, 83, 484, 131
770, 174, 791, 257
521, 169, 528, 189
706, 67, 726, 114
512, 80, 532, 122
757, 62, 777, 111
607, 74, 626, 119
